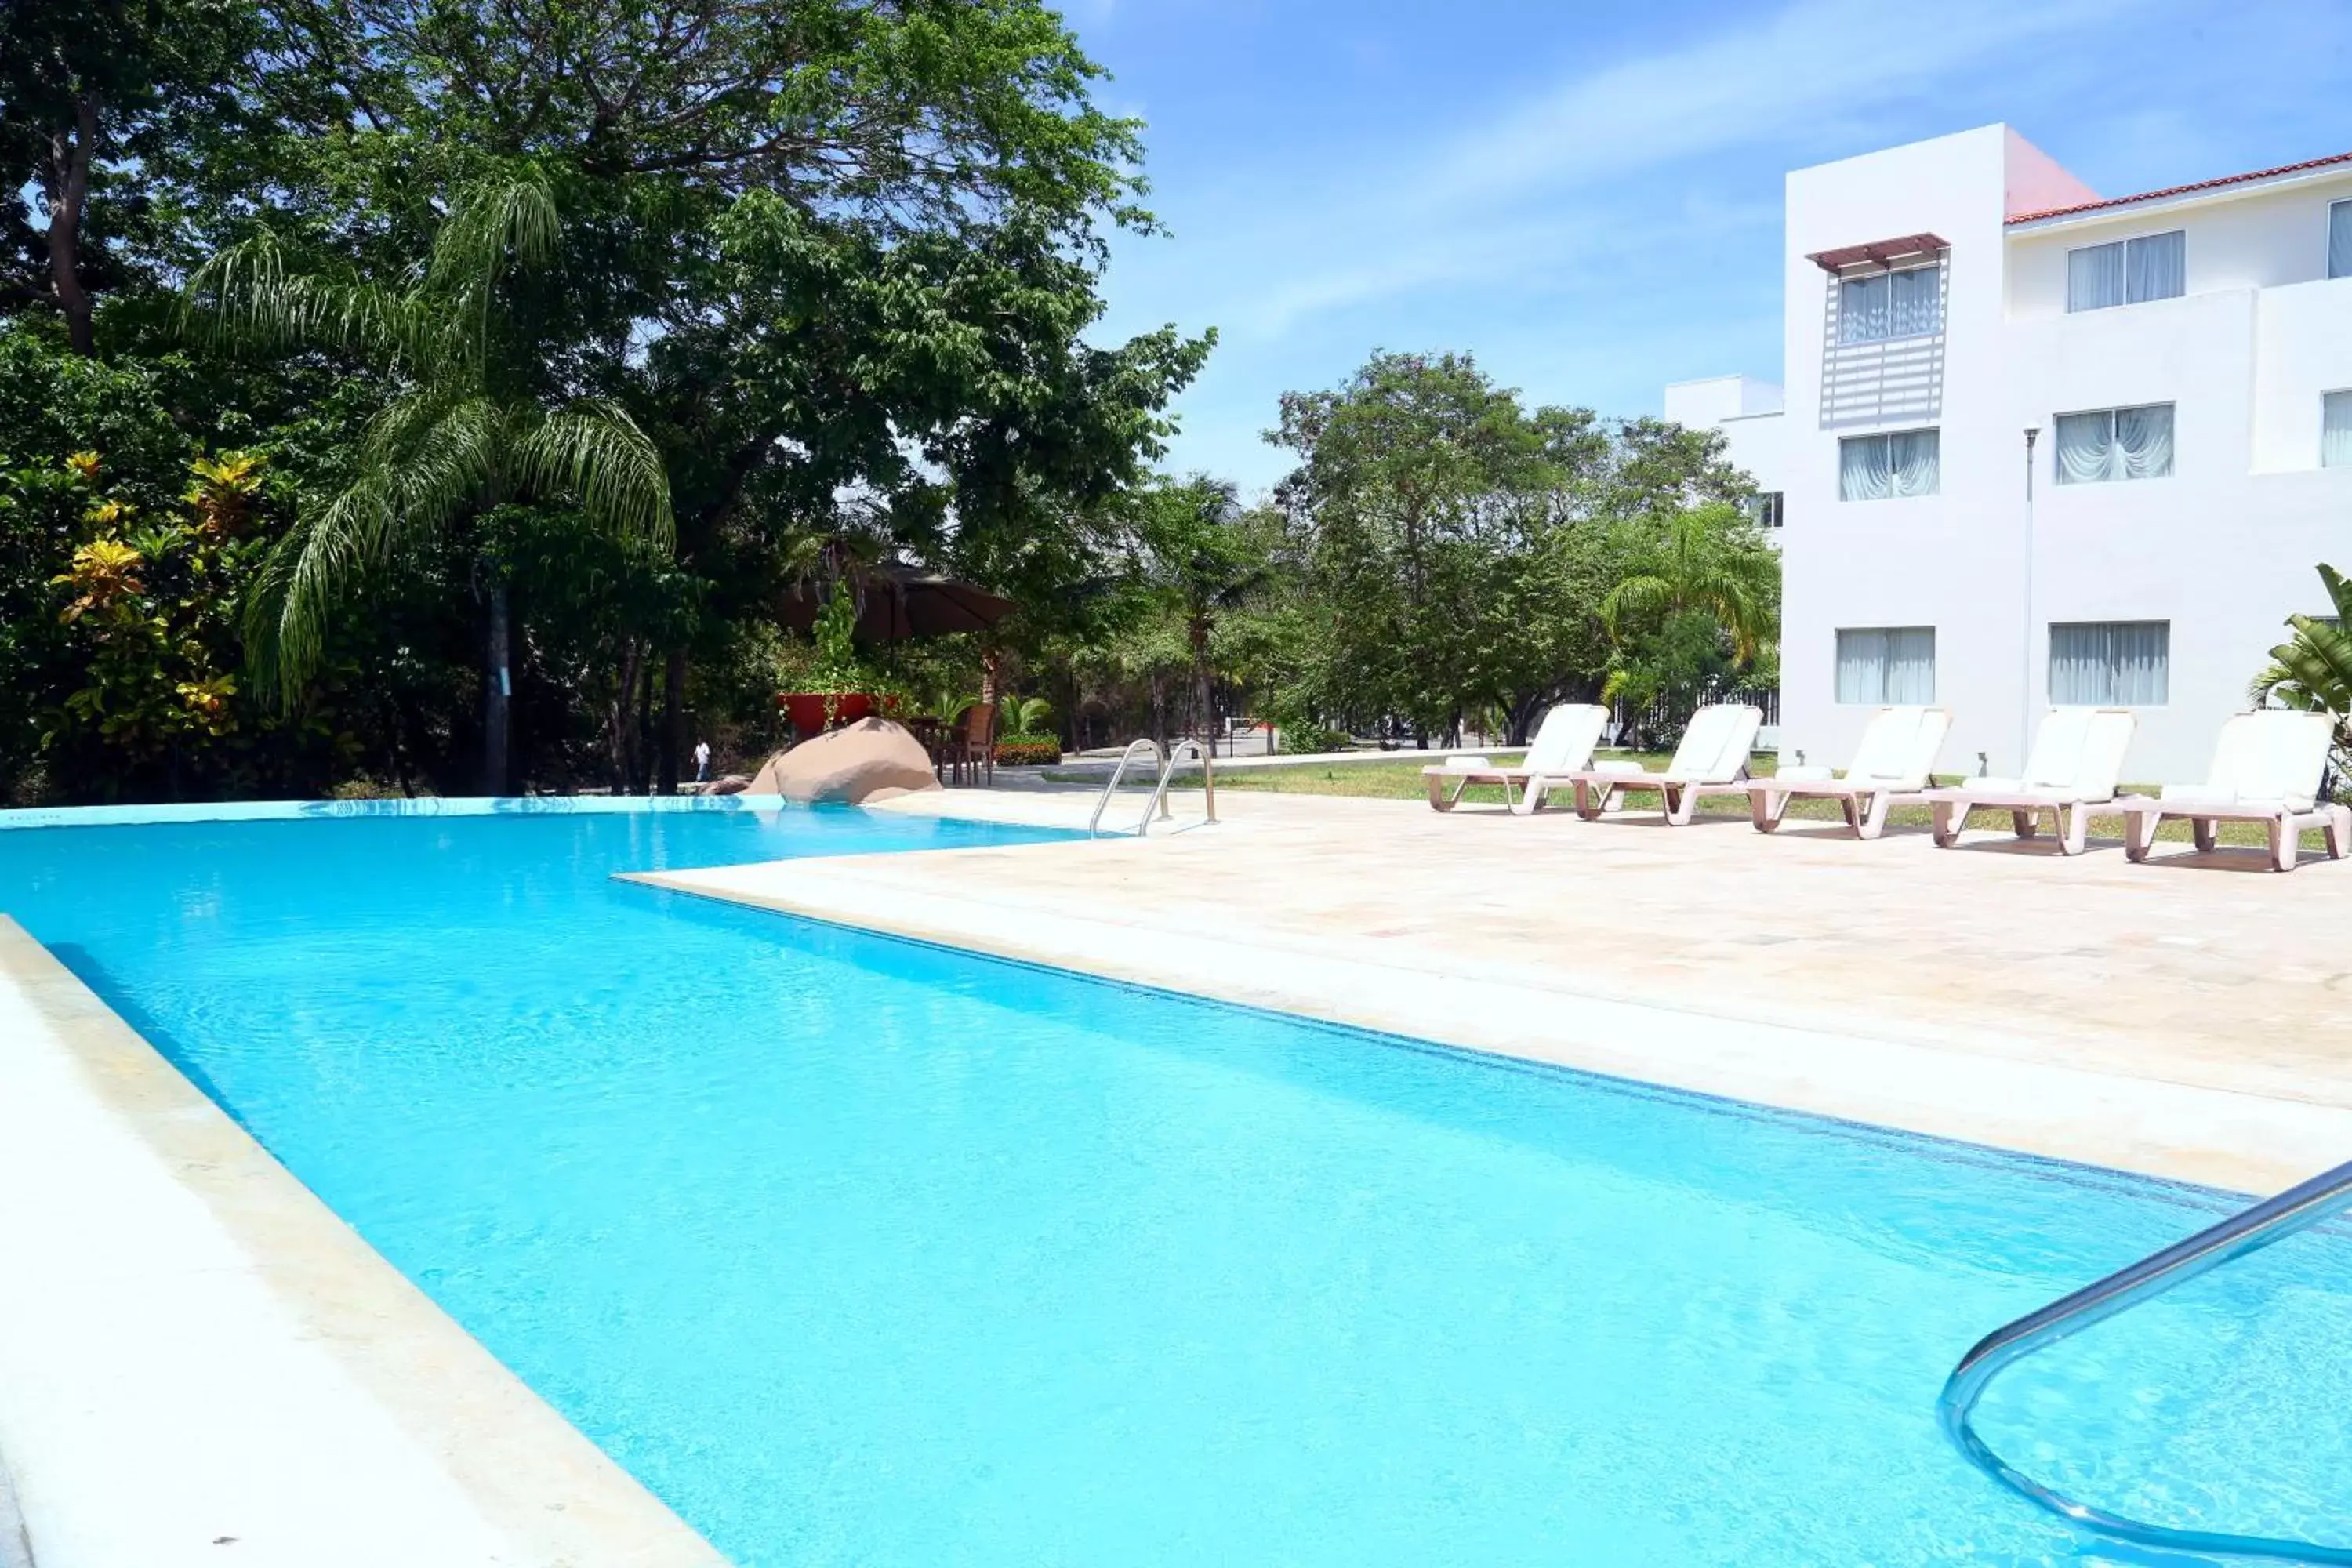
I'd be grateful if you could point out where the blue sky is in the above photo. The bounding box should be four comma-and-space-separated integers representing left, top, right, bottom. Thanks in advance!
1070, 0, 2352, 493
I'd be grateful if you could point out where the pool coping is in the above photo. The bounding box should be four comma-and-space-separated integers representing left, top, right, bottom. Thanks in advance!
630, 837, 2352, 1197
0, 916, 730, 1568
0, 793, 790, 832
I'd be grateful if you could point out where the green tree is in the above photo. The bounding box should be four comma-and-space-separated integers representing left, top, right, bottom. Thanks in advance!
2250, 563, 2352, 783
0, 0, 257, 353
1134, 476, 1274, 750
1269, 351, 1611, 743
187, 170, 674, 792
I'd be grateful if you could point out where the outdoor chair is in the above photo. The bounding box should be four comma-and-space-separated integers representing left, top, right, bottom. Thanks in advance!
1920, 707, 2137, 856
1555, 703, 1762, 825
2114, 710, 2350, 873
1746, 706, 1953, 840
1421, 703, 1609, 815
946, 702, 998, 787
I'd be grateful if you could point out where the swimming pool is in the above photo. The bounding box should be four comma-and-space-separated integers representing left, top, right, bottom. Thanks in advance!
3, 806, 2347, 1566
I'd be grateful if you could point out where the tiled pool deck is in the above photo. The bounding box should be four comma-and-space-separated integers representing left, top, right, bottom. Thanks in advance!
650, 786, 2352, 1194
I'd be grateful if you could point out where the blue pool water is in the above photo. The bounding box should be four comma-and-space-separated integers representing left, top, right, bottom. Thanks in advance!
4, 806, 2350, 1566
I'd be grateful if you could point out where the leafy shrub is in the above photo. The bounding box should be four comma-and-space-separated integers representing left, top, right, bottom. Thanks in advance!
994, 734, 1061, 766
1277, 721, 1353, 755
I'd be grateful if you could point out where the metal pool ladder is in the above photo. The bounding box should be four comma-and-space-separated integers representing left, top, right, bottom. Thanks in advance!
1939, 1156, 2352, 1564
1087, 738, 1218, 837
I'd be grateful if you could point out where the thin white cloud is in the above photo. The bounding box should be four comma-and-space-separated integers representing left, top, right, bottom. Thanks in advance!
1114, 0, 2137, 340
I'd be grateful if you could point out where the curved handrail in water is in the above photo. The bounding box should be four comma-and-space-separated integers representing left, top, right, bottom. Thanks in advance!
1089, 739, 1167, 837
1144, 738, 1216, 834
1938, 1156, 2352, 1564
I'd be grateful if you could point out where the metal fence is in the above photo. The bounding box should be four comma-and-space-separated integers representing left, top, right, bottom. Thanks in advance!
1612, 684, 1781, 750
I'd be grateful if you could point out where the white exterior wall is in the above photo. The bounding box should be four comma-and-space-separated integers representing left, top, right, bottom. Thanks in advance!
1674, 124, 2352, 783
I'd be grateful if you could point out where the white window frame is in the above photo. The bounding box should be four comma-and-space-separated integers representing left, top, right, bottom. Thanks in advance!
1837, 429, 1940, 501
2323, 388, 2352, 469
2065, 229, 2187, 312
2051, 403, 2175, 485
1744, 492, 1784, 529
1834, 626, 1936, 705
1835, 262, 1943, 347
2330, 199, 2352, 281
2048, 620, 2170, 706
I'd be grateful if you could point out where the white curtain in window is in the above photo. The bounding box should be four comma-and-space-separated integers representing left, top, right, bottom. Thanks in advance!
1838, 273, 1888, 344
1838, 435, 1893, 500
1888, 266, 1941, 337
1889, 429, 1939, 496
2055, 410, 2114, 484
2125, 230, 2186, 303
2324, 390, 2352, 468
1836, 627, 1936, 703
2049, 622, 2169, 705
2068, 241, 2125, 311
2332, 201, 2352, 282
2054, 406, 2172, 484
2114, 404, 2174, 479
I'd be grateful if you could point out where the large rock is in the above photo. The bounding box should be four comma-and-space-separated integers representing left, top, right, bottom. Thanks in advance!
746, 718, 942, 805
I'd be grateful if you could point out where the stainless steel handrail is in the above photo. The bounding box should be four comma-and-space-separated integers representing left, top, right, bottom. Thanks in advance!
1939, 1156, 2352, 1563
1088, 739, 1167, 837
1143, 738, 1216, 836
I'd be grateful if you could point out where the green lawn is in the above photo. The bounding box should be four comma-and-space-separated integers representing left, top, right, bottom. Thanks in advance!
1070, 753, 2327, 850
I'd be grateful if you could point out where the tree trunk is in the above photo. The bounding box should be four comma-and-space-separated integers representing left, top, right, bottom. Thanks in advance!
659, 647, 686, 795
46, 94, 100, 357
606, 641, 643, 794
483, 582, 513, 796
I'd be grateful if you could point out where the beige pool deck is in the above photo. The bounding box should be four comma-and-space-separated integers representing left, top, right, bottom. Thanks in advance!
647, 786, 2352, 1196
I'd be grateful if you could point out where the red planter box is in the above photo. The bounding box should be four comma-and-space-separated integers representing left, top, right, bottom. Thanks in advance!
778, 691, 875, 735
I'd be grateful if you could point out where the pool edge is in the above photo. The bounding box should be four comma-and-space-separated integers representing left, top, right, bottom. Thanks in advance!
0, 916, 731, 1568
625, 860, 2352, 1197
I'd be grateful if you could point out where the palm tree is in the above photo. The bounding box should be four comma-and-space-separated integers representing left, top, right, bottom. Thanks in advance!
1599, 503, 1779, 662
1141, 477, 1273, 754
2250, 563, 2352, 783
184, 171, 673, 792
1598, 502, 1780, 745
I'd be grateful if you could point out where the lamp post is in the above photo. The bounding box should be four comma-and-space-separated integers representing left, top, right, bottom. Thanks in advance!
2021, 426, 2040, 771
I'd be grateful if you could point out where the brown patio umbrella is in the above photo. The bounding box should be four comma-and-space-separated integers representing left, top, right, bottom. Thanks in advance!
779, 564, 1014, 644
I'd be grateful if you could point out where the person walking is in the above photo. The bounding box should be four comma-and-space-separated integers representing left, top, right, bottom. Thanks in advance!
693, 739, 711, 783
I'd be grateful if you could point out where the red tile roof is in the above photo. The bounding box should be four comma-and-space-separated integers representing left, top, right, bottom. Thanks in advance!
2008, 151, 2352, 224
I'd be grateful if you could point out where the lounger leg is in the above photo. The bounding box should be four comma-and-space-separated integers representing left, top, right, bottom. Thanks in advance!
1750, 789, 1782, 832
2329, 804, 2351, 860
2193, 818, 2217, 854
2011, 809, 2036, 840
2271, 815, 2298, 873
1511, 776, 1539, 818
1428, 775, 1453, 811
1664, 783, 1691, 826
2060, 804, 2088, 856
1932, 798, 1960, 848
1856, 791, 1893, 840
2124, 808, 2156, 862
1574, 779, 1602, 822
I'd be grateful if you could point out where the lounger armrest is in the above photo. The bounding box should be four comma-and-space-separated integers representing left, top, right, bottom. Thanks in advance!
1775, 764, 1835, 782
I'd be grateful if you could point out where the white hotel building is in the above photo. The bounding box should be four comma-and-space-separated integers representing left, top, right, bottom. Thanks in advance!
1667, 124, 2352, 782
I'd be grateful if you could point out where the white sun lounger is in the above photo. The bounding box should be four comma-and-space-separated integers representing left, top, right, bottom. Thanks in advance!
1746, 706, 1953, 840
1554, 703, 1763, 825
2114, 710, 2350, 873
1920, 707, 2137, 856
1421, 702, 1609, 815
